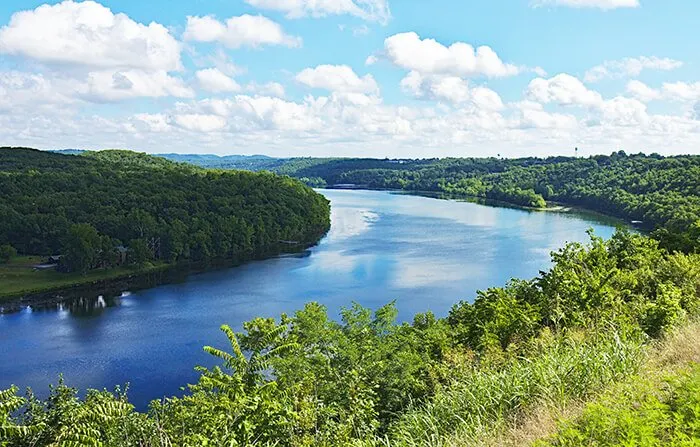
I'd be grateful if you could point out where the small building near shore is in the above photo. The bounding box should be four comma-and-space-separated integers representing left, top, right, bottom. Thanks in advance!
116, 246, 128, 264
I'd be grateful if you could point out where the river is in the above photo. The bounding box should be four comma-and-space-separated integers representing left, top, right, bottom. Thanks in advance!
0, 189, 621, 408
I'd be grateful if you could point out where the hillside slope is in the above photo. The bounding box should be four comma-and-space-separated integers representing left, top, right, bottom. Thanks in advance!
0, 148, 330, 273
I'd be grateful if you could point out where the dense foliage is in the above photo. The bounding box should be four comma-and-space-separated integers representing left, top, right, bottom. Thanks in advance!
0, 148, 330, 273
173, 152, 700, 252
537, 364, 700, 446
2, 230, 698, 446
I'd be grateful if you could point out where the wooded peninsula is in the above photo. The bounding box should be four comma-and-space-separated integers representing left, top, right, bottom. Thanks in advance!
0, 148, 331, 300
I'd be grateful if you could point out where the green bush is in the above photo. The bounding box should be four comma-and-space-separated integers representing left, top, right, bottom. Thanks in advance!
0, 244, 16, 264
537, 364, 700, 446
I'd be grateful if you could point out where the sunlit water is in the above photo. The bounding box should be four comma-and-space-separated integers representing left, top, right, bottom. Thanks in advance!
0, 190, 620, 408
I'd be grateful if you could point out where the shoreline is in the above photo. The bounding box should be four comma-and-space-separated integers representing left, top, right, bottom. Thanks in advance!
0, 238, 324, 314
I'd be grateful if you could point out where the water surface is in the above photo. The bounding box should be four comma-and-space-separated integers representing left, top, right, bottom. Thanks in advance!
0, 190, 620, 408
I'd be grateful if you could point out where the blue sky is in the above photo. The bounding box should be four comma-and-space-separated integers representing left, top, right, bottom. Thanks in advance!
0, 0, 698, 157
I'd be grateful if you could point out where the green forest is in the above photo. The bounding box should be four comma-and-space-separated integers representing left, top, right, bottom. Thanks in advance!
1, 149, 700, 446
0, 148, 330, 285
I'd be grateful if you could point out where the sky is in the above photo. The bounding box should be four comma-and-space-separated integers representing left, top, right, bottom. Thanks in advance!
0, 0, 699, 158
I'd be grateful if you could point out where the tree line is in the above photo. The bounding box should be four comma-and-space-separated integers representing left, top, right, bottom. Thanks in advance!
0, 148, 331, 273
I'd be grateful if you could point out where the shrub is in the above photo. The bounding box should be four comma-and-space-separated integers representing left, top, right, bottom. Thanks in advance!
0, 244, 16, 263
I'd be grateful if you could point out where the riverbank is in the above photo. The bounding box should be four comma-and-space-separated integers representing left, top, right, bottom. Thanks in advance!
0, 256, 173, 310
0, 239, 323, 313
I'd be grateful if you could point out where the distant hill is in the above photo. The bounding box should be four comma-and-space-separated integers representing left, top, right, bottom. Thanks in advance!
160, 153, 286, 171
51, 149, 86, 156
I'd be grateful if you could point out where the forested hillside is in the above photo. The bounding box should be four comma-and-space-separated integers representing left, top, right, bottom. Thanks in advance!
0, 148, 330, 274
170, 152, 700, 252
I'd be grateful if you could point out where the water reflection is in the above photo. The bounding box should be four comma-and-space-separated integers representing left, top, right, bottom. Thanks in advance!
27, 294, 124, 316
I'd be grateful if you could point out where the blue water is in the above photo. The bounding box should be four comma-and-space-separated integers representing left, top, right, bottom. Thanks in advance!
0, 189, 620, 408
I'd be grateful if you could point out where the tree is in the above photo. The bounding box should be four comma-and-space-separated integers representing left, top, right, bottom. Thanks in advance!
61, 224, 101, 274
128, 238, 153, 266
0, 244, 16, 264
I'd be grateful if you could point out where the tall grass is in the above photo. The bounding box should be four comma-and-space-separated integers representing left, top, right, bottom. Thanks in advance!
372, 329, 646, 447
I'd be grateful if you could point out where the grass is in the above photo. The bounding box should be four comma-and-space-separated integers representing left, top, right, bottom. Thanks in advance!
534, 321, 700, 447
0, 256, 170, 300
463, 321, 700, 447
366, 321, 700, 447
369, 329, 647, 447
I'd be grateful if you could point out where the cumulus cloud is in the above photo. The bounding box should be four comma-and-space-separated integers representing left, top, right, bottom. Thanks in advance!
400, 72, 504, 110
527, 73, 603, 106
245, 82, 286, 98
79, 70, 193, 102
626, 80, 662, 102
0, 71, 77, 112
379, 32, 521, 78
599, 96, 649, 126
585, 56, 683, 82
0, 69, 192, 104
531, 0, 640, 9
244, 0, 391, 24
184, 14, 301, 49
296, 65, 379, 94
174, 114, 228, 132
0, 0, 181, 71
662, 81, 700, 102
4, 82, 700, 159
133, 113, 171, 133
514, 103, 578, 129
625, 80, 700, 103
196, 68, 241, 93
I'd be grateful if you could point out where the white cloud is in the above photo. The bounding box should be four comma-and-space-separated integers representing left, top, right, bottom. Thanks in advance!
0, 69, 192, 104
514, 103, 578, 130
625, 80, 700, 103
0, 71, 75, 111
244, 0, 390, 24
531, 0, 640, 10
599, 96, 648, 126
196, 68, 241, 93
80, 70, 193, 102
662, 81, 700, 102
527, 73, 603, 106
400, 72, 504, 110
4, 84, 700, 158
0, 1, 181, 71
381, 32, 521, 78
585, 56, 683, 82
296, 65, 379, 94
174, 114, 228, 132
245, 81, 286, 98
626, 80, 662, 102
184, 14, 301, 49
133, 113, 171, 132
